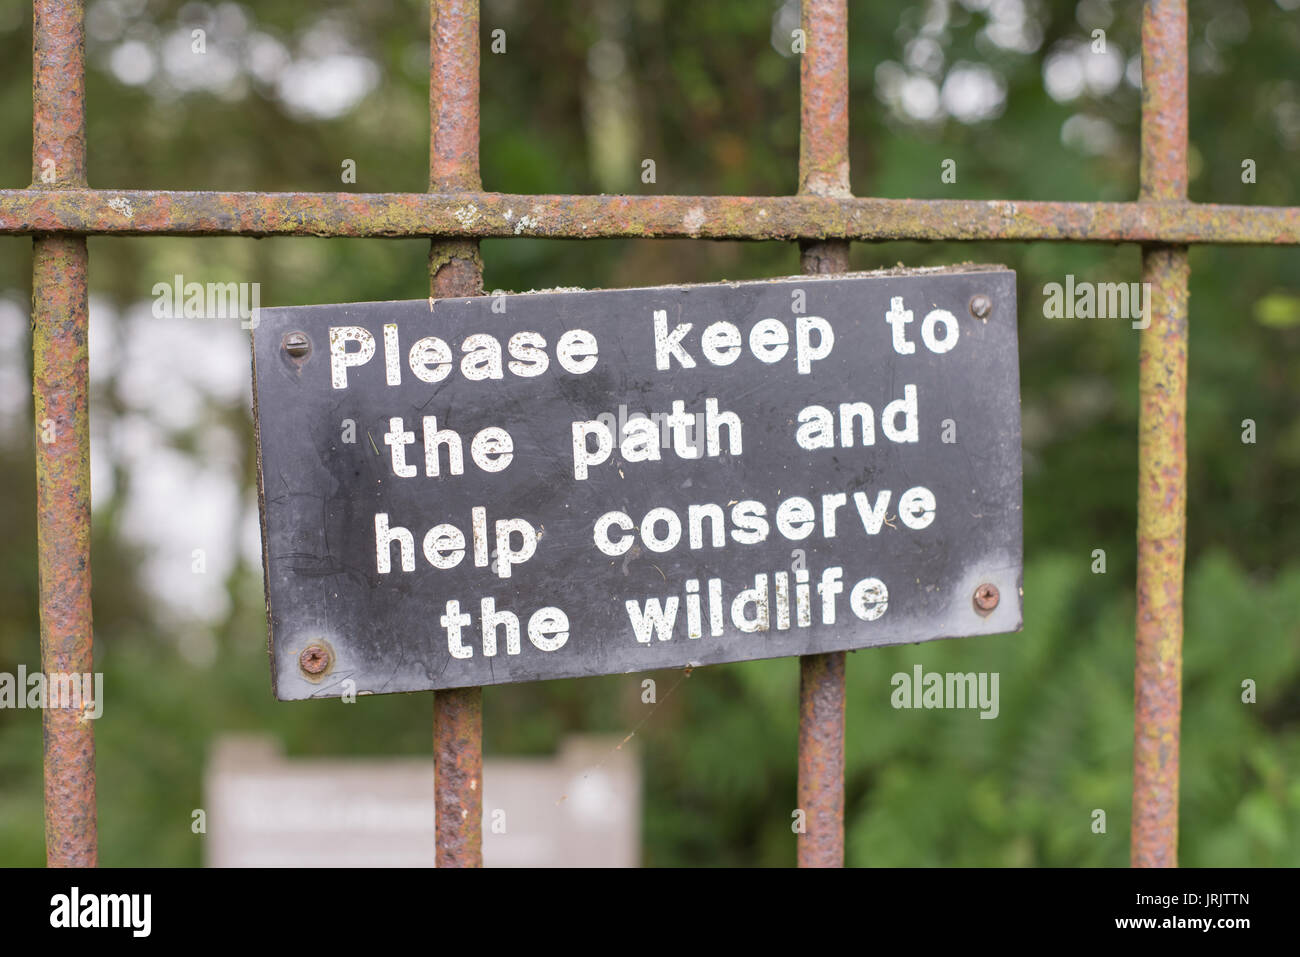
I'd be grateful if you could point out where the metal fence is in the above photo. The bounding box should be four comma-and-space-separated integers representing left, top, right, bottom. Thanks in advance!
6, 0, 1297, 868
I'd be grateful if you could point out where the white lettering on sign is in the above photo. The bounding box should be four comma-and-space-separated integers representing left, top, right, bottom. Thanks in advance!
438, 600, 570, 657
379, 417, 518, 477
328, 323, 600, 389
652, 311, 834, 374
794, 384, 918, 450
282, 282, 994, 675
885, 297, 961, 356
590, 486, 936, 556
623, 564, 889, 641
376, 510, 537, 579
570, 397, 741, 480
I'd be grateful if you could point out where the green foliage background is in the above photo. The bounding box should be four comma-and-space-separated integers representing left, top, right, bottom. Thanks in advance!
0, 0, 1297, 866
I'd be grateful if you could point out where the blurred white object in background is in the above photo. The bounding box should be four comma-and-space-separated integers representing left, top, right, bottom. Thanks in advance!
204, 734, 640, 867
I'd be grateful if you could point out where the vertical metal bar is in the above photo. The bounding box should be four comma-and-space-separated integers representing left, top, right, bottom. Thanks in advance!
796, 0, 848, 868
32, 0, 95, 868
1132, 0, 1188, 868
430, 0, 484, 869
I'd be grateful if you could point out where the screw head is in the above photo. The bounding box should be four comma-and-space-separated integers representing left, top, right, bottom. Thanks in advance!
283, 331, 311, 358
299, 644, 331, 675
969, 294, 992, 321
973, 583, 1000, 615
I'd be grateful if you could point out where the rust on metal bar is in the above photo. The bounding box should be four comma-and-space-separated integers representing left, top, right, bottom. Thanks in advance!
796, 0, 848, 869
32, 0, 86, 188
1140, 0, 1189, 202
33, 0, 96, 867
430, 0, 481, 194
34, 238, 95, 869
430, 0, 484, 869
5, 189, 1300, 245
1132, 0, 1189, 869
798, 652, 846, 867
429, 0, 482, 300
432, 685, 483, 868
799, 0, 849, 200
1133, 245, 1187, 868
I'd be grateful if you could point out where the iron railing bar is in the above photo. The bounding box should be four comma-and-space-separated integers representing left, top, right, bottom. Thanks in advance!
796, 0, 849, 869
1132, 0, 1189, 869
32, 0, 96, 867
429, 0, 484, 870
4, 190, 1298, 245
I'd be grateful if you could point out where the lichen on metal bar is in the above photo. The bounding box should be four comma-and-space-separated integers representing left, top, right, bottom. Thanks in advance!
4, 189, 1298, 245
1132, 0, 1189, 870
32, 0, 96, 868
430, 0, 484, 870
796, 0, 848, 870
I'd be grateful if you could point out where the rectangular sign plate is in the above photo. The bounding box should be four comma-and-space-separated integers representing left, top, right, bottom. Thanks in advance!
253, 266, 1022, 700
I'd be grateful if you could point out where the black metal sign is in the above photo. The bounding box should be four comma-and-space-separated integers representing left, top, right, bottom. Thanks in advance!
252, 266, 1022, 700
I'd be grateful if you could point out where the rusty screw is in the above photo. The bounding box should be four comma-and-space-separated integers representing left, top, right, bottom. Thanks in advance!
969, 294, 992, 321
283, 331, 310, 358
973, 583, 1000, 615
299, 644, 331, 675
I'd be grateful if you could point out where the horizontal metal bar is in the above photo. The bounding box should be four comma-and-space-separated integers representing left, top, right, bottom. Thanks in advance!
2, 189, 1298, 244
